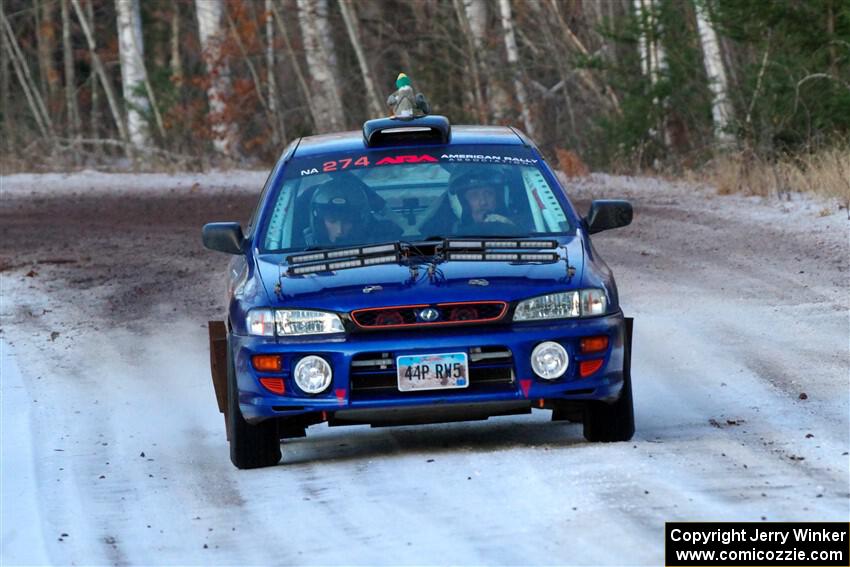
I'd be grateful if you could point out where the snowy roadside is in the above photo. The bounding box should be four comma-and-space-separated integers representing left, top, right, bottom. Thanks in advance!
1, 340, 51, 565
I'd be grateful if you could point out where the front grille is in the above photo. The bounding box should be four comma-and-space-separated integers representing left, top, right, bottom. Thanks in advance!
351, 301, 507, 329
349, 346, 515, 400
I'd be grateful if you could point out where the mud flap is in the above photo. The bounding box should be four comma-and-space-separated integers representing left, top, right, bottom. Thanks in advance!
208, 321, 229, 416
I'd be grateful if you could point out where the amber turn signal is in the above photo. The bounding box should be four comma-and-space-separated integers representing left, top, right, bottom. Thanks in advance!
252, 354, 282, 372
259, 377, 285, 394
579, 359, 605, 378
579, 335, 609, 354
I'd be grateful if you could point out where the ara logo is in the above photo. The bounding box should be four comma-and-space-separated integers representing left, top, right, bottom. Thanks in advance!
375, 154, 439, 166
417, 307, 440, 322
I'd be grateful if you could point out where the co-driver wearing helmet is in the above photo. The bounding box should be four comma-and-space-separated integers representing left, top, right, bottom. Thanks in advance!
306, 178, 401, 246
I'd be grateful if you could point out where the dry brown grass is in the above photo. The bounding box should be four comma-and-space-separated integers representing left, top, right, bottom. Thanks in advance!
703, 146, 850, 210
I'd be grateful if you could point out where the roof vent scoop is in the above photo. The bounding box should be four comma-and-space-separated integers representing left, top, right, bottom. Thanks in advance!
363, 115, 452, 147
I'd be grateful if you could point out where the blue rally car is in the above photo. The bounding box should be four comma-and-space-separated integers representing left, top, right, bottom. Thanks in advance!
203, 115, 634, 469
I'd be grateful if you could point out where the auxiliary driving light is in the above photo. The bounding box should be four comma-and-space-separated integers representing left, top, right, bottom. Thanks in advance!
531, 341, 569, 380
293, 355, 333, 394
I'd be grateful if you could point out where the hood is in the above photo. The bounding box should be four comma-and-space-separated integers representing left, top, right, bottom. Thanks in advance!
255, 237, 586, 312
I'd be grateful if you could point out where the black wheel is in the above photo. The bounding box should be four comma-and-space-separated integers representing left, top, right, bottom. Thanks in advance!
226, 338, 281, 469
583, 320, 635, 442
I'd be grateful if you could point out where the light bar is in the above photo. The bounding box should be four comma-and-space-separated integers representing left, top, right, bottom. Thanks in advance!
449, 252, 484, 261
326, 247, 362, 259
289, 252, 325, 264
291, 263, 328, 275
363, 254, 398, 265
288, 243, 399, 265
520, 253, 559, 262
363, 243, 397, 255
327, 259, 363, 270
446, 239, 559, 250
485, 253, 519, 261
449, 240, 483, 249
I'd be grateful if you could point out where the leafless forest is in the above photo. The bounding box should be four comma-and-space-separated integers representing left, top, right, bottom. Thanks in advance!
1, 0, 848, 192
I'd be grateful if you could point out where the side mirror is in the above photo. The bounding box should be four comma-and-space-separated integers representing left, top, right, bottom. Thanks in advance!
585, 200, 633, 234
202, 222, 244, 255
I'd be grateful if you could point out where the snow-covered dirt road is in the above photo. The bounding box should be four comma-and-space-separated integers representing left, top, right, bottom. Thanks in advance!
1, 171, 847, 565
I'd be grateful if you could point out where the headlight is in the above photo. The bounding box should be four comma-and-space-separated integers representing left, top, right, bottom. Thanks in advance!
294, 356, 333, 394
246, 309, 344, 336
275, 310, 344, 336
513, 289, 607, 321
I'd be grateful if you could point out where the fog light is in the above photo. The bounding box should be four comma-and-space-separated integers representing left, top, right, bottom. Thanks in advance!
293, 355, 333, 394
531, 341, 569, 379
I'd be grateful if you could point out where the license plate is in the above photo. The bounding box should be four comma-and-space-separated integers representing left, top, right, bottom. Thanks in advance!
397, 352, 469, 392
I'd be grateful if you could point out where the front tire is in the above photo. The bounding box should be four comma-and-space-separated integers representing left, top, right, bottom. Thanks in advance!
227, 338, 281, 469
583, 319, 635, 442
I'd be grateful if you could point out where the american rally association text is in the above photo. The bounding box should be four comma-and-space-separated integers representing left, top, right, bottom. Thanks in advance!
670, 527, 849, 547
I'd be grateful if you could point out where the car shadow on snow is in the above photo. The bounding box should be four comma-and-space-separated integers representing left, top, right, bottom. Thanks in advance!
279, 415, 589, 466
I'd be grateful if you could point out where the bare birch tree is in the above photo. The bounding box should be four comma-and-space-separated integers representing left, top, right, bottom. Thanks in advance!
498, 0, 536, 137
695, 0, 735, 146
264, 0, 283, 141
116, 0, 150, 147
71, 0, 131, 155
338, 0, 383, 118
270, 1, 319, 130
195, 0, 239, 157
60, 0, 80, 144
296, 0, 345, 132
36, 0, 60, 108
452, 0, 487, 123
634, 0, 671, 148
462, 0, 511, 121
1, 7, 54, 140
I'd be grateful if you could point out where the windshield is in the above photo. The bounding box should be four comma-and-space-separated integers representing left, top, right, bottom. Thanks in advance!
260, 145, 573, 252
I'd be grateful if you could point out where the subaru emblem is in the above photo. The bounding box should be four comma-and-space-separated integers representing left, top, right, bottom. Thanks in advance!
418, 307, 440, 322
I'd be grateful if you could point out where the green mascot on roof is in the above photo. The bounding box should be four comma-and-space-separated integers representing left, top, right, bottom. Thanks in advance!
386, 73, 431, 118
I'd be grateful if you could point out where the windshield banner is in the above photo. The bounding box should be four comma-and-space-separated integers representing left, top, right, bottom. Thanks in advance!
287, 146, 540, 178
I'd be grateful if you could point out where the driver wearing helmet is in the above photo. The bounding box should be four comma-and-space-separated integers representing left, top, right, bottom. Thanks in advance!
449, 168, 516, 232
306, 178, 401, 246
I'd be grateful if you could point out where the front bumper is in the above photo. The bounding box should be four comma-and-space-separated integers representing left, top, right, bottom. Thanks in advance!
232, 312, 627, 423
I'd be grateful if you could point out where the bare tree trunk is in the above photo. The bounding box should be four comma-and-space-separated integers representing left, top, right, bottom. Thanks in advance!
116, 0, 151, 147
695, 0, 735, 147
634, 0, 671, 149
85, 0, 101, 158
0, 9, 11, 153
498, 0, 536, 137
195, 0, 239, 157
452, 0, 487, 123
225, 9, 279, 144
270, 1, 319, 130
338, 0, 383, 118
296, 0, 345, 132
264, 0, 284, 142
546, 0, 622, 116
1, 8, 54, 139
60, 0, 81, 149
463, 0, 511, 121
170, 7, 183, 87
36, 0, 60, 108
71, 0, 132, 156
